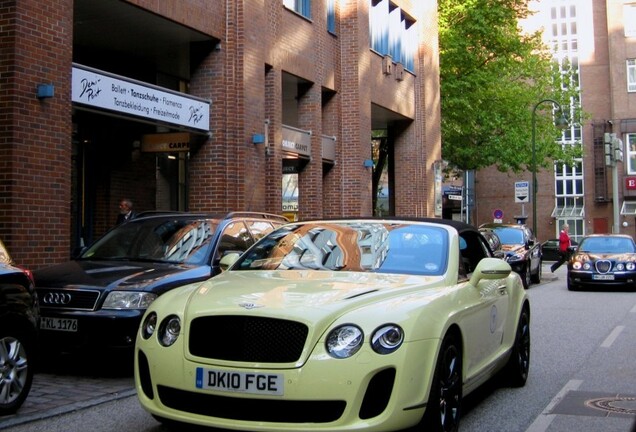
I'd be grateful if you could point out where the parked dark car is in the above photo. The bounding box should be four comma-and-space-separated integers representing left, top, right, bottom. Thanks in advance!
479, 223, 542, 289
567, 234, 636, 291
541, 238, 579, 261
33, 212, 288, 352
0, 239, 39, 415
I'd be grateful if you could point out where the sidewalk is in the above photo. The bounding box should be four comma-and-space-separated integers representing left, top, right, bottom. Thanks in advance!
0, 351, 135, 429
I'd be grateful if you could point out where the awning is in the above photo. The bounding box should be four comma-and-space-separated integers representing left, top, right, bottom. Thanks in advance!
620, 201, 636, 215
551, 205, 584, 218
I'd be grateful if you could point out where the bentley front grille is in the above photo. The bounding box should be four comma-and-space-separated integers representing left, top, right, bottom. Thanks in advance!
158, 385, 345, 423
189, 315, 308, 363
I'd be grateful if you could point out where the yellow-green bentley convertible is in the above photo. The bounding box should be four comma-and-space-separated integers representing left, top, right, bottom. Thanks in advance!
135, 218, 530, 432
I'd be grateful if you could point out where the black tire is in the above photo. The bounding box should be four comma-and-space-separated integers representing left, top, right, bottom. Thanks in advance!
530, 259, 542, 284
502, 305, 530, 387
419, 332, 462, 432
0, 328, 35, 415
520, 263, 531, 289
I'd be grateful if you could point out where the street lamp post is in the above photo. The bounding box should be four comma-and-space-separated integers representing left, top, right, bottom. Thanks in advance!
531, 99, 569, 239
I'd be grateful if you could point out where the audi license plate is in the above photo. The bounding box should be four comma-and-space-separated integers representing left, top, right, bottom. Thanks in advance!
195, 367, 283, 396
593, 274, 615, 280
40, 317, 78, 332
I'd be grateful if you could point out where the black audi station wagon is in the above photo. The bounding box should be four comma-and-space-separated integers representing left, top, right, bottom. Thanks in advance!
34, 212, 287, 353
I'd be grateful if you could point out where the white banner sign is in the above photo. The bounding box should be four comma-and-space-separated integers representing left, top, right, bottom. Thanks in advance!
72, 64, 210, 132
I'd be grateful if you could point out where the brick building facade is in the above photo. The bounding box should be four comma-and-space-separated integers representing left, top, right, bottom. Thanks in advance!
0, 0, 441, 270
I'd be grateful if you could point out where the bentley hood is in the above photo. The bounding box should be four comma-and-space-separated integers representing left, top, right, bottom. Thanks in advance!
179, 270, 450, 324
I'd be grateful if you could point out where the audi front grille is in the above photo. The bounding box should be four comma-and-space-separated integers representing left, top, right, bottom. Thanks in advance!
38, 288, 100, 310
189, 315, 308, 363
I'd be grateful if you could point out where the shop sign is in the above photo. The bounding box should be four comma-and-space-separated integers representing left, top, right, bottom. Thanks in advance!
626, 177, 636, 190
72, 64, 210, 132
282, 125, 311, 158
142, 133, 191, 152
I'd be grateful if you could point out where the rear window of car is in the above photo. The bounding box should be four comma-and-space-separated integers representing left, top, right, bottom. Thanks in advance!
491, 227, 524, 245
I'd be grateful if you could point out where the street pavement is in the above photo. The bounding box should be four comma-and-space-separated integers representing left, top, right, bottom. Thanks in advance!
0, 263, 560, 430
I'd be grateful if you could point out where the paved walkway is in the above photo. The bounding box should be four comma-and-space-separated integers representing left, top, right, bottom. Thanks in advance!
0, 351, 135, 430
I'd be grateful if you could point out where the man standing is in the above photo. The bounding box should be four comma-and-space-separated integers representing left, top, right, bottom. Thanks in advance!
116, 198, 136, 225
550, 223, 571, 272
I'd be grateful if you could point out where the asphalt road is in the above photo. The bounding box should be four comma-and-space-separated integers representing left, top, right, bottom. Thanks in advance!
3, 263, 636, 432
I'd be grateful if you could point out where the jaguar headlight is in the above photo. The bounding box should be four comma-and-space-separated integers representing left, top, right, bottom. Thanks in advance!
103, 291, 157, 309
141, 312, 157, 340
158, 315, 181, 347
505, 252, 524, 263
627, 262, 636, 271
371, 324, 404, 354
326, 325, 363, 359
616, 263, 625, 271
583, 262, 592, 270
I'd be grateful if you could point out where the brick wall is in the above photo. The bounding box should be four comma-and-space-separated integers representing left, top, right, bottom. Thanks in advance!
0, 0, 73, 268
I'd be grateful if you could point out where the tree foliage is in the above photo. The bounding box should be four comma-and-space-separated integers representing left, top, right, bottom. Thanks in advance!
438, 0, 582, 172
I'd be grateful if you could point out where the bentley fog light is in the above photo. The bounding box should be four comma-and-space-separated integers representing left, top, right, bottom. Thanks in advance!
103, 291, 158, 309
371, 324, 404, 354
158, 315, 181, 347
326, 325, 363, 359
141, 312, 157, 340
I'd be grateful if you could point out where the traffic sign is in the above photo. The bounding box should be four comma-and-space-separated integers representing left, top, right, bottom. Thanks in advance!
493, 209, 503, 219
515, 181, 530, 203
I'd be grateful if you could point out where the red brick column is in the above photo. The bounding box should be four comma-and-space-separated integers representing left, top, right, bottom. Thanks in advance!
0, 0, 73, 268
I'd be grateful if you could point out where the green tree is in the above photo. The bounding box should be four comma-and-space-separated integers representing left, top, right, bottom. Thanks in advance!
438, 0, 581, 172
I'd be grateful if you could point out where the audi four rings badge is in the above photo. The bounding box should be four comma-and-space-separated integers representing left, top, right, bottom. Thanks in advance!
43, 292, 72, 304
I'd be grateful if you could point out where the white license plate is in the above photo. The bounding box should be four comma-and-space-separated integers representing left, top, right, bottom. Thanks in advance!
195, 367, 283, 396
40, 317, 78, 332
593, 274, 615, 280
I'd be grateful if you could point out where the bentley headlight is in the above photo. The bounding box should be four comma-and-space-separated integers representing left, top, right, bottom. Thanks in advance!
371, 324, 404, 354
627, 262, 636, 271
326, 325, 363, 359
158, 315, 181, 347
141, 312, 157, 340
103, 291, 157, 309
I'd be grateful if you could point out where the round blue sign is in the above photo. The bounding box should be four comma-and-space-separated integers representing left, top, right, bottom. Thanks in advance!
493, 209, 503, 219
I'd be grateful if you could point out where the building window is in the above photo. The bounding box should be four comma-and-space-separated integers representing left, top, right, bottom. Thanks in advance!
625, 4, 636, 38
284, 0, 311, 19
628, 59, 636, 92
369, 0, 416, 72
327, 0, 336, 33
626, 133, 636, 174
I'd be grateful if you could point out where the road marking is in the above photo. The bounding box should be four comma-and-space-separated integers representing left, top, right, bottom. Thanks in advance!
525, 379, 582, 432
630, 303, 636, 314
601, 326, 625, 348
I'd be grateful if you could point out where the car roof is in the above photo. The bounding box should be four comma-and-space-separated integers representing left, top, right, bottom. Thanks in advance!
580, 233, 634, 240
479, 223, 526, 230
133, 211, 289, 223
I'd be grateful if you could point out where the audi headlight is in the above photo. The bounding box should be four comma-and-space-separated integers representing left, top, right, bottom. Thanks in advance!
158, 315, 181, 347
103, 291, 157, 309
326, 325, 363, 359
141, 312, 157, 340
371, 324, 404, 354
